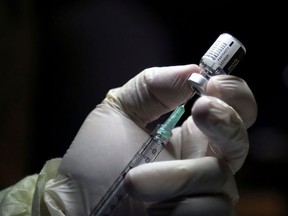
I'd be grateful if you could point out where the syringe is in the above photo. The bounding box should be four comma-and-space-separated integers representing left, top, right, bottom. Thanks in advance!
89, 104, 186, 216
90, 32, 246, 216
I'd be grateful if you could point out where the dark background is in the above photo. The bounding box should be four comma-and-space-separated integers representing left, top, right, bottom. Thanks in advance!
1, 0, 288, 215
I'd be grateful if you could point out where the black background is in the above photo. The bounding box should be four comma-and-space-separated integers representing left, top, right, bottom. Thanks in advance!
1, 1, 288, 215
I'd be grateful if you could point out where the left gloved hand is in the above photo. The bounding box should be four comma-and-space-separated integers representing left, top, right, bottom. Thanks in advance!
45, 64, 257, 216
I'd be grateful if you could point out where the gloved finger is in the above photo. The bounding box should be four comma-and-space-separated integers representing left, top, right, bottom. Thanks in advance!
105, 64, 201, 127
171, 75, 257, 172
125, 157, 238, 204
146, 195, 236, 216
205, 75, 257, 129
191, 96, 249, 173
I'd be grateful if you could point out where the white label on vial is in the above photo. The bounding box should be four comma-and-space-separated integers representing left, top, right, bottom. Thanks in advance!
203, 34, 241, 68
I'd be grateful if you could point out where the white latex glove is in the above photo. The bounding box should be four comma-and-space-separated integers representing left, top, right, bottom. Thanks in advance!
54, 64, 257, 216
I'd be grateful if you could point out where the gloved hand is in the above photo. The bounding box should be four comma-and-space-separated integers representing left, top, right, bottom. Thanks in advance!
49, 64, 257, 216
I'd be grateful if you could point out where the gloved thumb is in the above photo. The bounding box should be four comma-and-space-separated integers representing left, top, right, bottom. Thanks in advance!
106, 64, 201, 127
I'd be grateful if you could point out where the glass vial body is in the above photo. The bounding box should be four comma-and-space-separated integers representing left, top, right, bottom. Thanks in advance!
188, 33, 246, 94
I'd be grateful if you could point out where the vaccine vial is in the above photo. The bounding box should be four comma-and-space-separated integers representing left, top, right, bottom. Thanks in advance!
188, 33, 246, 95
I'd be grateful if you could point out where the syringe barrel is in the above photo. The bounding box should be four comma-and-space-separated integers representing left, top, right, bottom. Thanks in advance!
90, 135, 167, 216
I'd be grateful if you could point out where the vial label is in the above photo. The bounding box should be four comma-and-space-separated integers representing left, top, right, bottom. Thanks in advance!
202, 33, 246, 74
188, 33, 246, 95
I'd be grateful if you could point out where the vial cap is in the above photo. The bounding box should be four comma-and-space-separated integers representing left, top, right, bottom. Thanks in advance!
187, 73, 208, 95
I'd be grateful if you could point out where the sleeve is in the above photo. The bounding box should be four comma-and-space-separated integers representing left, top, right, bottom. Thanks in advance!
0, 174, 38, 216
0, 158, 63, 216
